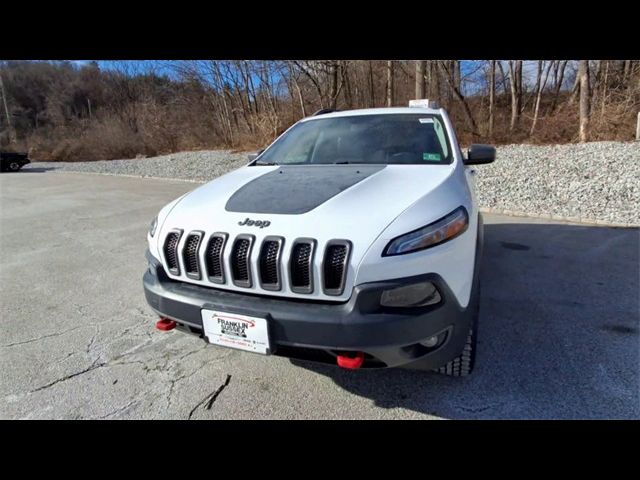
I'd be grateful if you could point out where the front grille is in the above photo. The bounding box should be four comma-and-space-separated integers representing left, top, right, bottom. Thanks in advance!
259, 237, 283, 290
163, 230, 182, 275
162, 230, 351, 298
290, 240, 314, 293
204, 233, 226, 283
230, 235, 254, 287
323, 241, 351, 295
182, 232, 203, 279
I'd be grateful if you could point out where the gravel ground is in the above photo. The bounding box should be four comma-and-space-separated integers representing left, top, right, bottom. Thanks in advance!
28, 141, 640, 225
32, 150, 249, 183
476, 142, 639, 226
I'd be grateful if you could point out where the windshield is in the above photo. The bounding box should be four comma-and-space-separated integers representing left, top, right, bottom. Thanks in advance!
254, 114, 452, 166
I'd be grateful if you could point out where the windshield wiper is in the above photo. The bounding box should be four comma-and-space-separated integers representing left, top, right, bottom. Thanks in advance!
333, 161, 350, 164
254, 162, 279, 166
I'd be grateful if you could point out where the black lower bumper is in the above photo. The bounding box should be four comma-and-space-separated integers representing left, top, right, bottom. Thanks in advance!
143, 253, 474, 369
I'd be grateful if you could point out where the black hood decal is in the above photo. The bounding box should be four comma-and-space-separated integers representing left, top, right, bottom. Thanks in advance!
225, 165, 385, 215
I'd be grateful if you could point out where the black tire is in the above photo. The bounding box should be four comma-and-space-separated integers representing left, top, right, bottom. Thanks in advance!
8, 162, 22, 172
436, 284, 479, 377
436, 322, 477, 377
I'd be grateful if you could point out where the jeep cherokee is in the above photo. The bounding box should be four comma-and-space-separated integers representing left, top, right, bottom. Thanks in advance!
143, 100, 495, 376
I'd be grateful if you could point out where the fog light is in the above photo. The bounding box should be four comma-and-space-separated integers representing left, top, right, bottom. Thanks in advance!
420, 336, 439, 348
380, 281, 441, 307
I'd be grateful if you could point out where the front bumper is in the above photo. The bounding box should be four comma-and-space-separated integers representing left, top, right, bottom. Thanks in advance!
143, 251, 474, 369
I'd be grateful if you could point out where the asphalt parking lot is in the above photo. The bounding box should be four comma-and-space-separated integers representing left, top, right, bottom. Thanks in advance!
1, 171, 638, 419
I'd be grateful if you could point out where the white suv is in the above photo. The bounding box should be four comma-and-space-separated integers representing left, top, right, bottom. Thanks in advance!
143, 101, 495, 376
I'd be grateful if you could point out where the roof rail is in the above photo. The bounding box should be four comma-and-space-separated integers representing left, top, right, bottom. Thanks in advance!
311, 108, 339, 117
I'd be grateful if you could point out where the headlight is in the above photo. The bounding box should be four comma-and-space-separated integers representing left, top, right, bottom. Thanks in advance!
383, 206, 468, 256
149, 216, 158, 237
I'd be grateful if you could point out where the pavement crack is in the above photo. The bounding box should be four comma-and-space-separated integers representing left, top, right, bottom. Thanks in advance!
2, 325, 86, 348
29, 357, 154, 395
165, 360, 210, 410
30, 361, 107, 393
97, 399, 138, 419
187, 374, 232, 420
53, 351, 77, 364
204, 374, 232, 410
86, 325, 100, 355
176, 345, 208, 362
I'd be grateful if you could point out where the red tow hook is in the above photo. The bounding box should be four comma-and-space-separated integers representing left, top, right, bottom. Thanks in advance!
336, 351, 365, 370
156, 318, 177, 331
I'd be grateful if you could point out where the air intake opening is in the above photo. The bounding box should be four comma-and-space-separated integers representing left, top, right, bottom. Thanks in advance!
163, 230, 183, 275
259, 237, 283, 291
323, 241, 351, 295
290, 239, 315, 294
231, 235, 254, 287
182, 232, 203, 280
205, 233, 227, 284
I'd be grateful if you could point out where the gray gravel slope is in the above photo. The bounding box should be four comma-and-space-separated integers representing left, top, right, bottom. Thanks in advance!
476, 142, 639, 226
32, 150, 249, 183
28, 142, 640, 225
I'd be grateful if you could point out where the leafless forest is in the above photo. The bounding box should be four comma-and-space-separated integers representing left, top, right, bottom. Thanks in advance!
0, 60, 638, 161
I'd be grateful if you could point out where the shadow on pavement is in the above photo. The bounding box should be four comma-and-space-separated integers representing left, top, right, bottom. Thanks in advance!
292, 221, 640, 419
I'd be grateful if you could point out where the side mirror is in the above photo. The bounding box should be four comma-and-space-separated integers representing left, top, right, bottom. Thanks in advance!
247, 149, 265, 162
464, 144, 495, 165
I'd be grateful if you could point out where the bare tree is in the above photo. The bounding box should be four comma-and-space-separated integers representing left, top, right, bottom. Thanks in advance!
600, 60, 609, 116
0, 73, 16, 143
488, 60, 496, 139
497, 61, 509, 95
329, 61, 339, 109
293, 61, 327, 108
368, 61, 376, 107
549, 60, 568, 113
427, 60, 441, 100
440, 61, 479, 137
578, 60, 591, 142
530, 61, 553, 136
415, 60, 426, 98
342, 62, 353, 108
4, 59, 640, 161
386, 60, 394, 107
442, 60, 454, 108
568, 69, 581, 106
453, 60, 461, 91
210, 62, 235, 145
622, 60, 631, 84
508, 60, 523, 131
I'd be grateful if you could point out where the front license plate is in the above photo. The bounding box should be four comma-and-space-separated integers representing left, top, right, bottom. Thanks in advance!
201, 309, 270, 355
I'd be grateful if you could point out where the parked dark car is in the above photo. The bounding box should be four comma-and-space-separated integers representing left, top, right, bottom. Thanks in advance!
0, 152, 30, 172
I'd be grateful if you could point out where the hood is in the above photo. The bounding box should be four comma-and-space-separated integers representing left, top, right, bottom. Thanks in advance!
160, 163, 456, 247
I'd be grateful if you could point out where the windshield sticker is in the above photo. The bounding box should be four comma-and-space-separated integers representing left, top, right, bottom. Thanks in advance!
418, 118, 434, 124
423, 153, 441, 162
